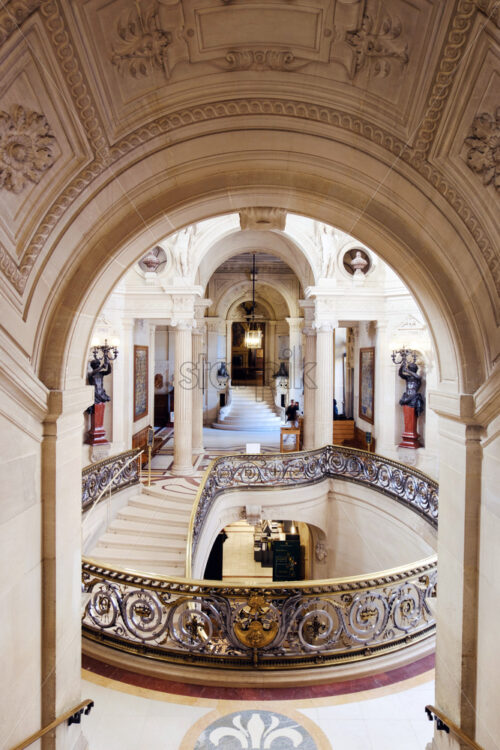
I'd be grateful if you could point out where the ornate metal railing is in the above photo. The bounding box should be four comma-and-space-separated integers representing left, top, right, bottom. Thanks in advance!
82, 555, 436, 669
188, 445, 438, 572
82, 448, 142, 512
82, 445, 438, 671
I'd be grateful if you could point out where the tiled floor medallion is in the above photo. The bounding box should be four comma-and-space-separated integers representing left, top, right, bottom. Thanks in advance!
193, 710, 318, 749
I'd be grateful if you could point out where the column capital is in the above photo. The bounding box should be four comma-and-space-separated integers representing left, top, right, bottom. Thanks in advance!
302, 326, 316, 337
45, 386, 94, 423
205, 316, 225, 334
286, 317, 304, 331
173, 320, 195, 331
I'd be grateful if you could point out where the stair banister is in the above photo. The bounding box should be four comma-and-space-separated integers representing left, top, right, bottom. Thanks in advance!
9, 700, 94, 750
83, 450, 143, 529
425, 706, 484, 750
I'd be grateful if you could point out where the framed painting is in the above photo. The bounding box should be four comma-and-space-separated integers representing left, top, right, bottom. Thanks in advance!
134, 345, 148, 421
359, 347, 375, 424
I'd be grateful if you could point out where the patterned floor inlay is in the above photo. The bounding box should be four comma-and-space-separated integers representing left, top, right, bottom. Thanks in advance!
189, 710, 325, 750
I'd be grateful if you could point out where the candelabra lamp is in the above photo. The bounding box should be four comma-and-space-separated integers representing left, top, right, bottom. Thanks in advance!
86, 336, 119, 446
391, 346, 424, 449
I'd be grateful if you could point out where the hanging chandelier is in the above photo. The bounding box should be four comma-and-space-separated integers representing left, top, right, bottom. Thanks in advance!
244, 253, 262, 349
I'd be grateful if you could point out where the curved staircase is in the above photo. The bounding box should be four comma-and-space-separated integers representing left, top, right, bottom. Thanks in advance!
87, 483, 193, 577
212, 385, 283, 431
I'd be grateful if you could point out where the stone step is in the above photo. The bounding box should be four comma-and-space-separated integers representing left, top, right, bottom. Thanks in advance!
117, 506, 190, 527
128, 496, 192, 517
109, 518, 188, 539
90, 546, 185, 566
95, 532, 185, 551
212, 422, 281, 432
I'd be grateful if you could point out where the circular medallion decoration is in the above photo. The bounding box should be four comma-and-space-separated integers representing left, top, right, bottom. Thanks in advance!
193, 710, 319, 749
342, 248, 371, 276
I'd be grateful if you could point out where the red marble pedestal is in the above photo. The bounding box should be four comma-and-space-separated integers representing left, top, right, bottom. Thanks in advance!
86, 402, 108, 445
399, 404, 422, 449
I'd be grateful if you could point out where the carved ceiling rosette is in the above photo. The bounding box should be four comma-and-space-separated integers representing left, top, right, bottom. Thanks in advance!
464, 108, 500, 192
0, 105, 56, 194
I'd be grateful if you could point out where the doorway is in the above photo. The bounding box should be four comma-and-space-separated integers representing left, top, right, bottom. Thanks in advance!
231, 322, 266, 385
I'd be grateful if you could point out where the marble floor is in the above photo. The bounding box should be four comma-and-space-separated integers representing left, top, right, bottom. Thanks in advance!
81, 667, 435, 750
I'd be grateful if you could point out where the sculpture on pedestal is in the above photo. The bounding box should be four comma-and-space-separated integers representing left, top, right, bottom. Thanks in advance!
392, 348, 424, 449
86, 338, 119, 445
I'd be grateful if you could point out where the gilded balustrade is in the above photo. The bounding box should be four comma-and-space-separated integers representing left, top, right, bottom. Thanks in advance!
82, 446, 438, 670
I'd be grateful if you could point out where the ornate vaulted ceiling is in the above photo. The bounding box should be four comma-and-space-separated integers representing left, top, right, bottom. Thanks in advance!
0, 0, 498, 384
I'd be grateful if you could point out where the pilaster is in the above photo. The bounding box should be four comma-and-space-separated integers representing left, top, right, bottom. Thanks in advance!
42, 386, 93, 750
433, 414, 483, 749
314, 323, 335, 448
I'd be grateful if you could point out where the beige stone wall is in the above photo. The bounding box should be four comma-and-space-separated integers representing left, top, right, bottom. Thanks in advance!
476, 415, 500, 749
0, 405, 43, 747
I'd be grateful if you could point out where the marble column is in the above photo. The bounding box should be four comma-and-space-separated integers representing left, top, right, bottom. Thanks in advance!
192, 325, 205, 454
148, 322, 156, 427
111, 318, 134, 453
314, 324, 334, 448
225, 320, 232, 377
286, 317, 303, 404
265, 319, 277, 384
431, 411, 483, 749
42, 386, 94, 750
172, 323, 194, 474
302, 325, 316, 450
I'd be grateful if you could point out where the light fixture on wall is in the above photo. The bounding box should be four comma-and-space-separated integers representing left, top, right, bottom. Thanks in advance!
390, 346, 417, 367
91, 335, 120, 365
244, 253, 262, 349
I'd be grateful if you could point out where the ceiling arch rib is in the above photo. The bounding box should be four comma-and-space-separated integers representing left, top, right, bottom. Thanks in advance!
196, 227, 314, 292
35, 137, 488, 395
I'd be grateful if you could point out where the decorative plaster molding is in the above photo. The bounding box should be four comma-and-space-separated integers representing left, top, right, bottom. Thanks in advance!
0, 0, 41, 47
39, 0, 108, 161
475, 0, 500, 27
111, 1, 173, 78
398, 314, 426, 331
411, 0, 476, 162
2, 91, 498, 304
220, 48, 307, 73
346, 8, 409, 78
315, 540, 327, 562
464, 108, 500, 192
239, 207, 287, 231
0, 105, 56, 193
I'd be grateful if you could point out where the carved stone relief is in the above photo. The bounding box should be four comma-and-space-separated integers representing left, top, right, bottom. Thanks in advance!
0, 0, 41, 47
315, 541, 327, 563
220, 49, 307, 72
464, 108, 500, 192
0, 105, 56, 193
346, 4, 409, 78
111, 1, 174, 78
239, 207, 287, 231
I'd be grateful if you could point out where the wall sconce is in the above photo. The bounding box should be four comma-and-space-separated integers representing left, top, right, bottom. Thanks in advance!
91, 336, 119, 365
273, 362, 289, 389
391, 346, 417, 367
216, 361, 230, 388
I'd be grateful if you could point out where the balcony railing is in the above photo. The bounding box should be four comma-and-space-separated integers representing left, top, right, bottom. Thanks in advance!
187, 445, 438, 574
82, 446, 437, 671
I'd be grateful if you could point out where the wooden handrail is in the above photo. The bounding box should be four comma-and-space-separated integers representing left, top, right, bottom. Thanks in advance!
425, 705, 484, 750
9, 700, 94, 750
